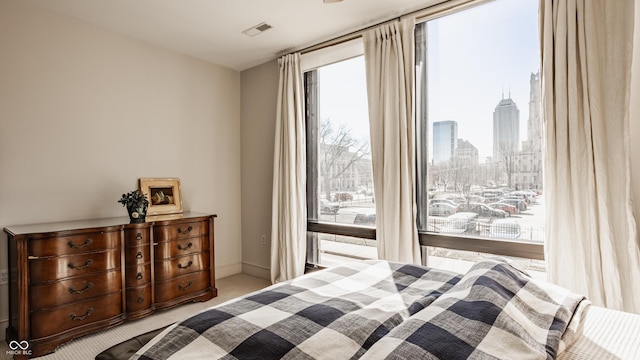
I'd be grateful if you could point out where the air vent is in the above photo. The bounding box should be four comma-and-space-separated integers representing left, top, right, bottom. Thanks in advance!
242, 22, 273, 37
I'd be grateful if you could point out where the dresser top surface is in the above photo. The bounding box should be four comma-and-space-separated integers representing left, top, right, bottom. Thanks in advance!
3, 211, 215, 236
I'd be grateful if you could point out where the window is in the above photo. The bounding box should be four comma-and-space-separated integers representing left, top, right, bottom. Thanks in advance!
416, 0, 545, 267
304, 0, 545, 272
305, 54, 376, 267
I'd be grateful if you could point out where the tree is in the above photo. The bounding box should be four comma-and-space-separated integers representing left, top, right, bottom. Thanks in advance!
319, 119, 370, 201
498, 144, 517, 189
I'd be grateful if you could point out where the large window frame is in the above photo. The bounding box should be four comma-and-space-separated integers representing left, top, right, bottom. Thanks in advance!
304, 0, 544, 266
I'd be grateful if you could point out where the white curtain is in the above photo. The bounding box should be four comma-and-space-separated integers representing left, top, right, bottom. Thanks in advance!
541, 0, 640, 313
270, 53, 307, 283
363, 18, 421, 264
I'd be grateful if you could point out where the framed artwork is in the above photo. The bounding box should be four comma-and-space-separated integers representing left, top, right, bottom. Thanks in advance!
139, 178, 183, 215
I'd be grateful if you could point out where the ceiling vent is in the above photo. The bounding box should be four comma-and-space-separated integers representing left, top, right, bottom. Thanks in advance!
242, 22, 273, 37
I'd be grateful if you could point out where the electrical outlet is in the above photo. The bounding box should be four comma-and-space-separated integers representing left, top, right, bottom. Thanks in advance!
261, 235, 267, 246
0, 269, 8, 285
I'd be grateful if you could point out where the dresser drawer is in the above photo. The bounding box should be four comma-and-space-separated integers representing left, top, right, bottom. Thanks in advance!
125, 244, 150, 267
28, 230, 120, 257
30, 292, 122, 340
30, 269, 121, 309
154, 271, 210, 304
154, 236, 209, 259
124, 225, 151, 247
153, 220, 208, 243
29, 249, 120, 283
154, 252, 210, 282
126, 285, 152, 313
125, 264, 151, 288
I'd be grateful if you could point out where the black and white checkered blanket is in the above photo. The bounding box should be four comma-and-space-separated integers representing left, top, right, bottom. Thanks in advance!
131, 259, 587, 360
361, 259, 587, 360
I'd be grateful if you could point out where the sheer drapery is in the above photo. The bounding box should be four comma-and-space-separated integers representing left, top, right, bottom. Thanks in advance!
270, 53, 307, 283
363, 19, 421, 264
541, 0, 640, 313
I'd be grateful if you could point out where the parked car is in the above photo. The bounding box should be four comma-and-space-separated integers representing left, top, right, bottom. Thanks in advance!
488, 202, 517, 215
489, 219, 521, 239
499, 198, 527, 211
428, 202, 458, 217
353, 210, 376, 226
428, 199, 460, 209
320, 199, 339, 214
506, 192, 530, 204
334, 192, 353, 201
459, 203, 507, 218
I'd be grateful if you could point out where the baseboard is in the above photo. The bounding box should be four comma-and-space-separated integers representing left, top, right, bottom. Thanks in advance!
215, 262, 243, 279
242, 262, 270, 281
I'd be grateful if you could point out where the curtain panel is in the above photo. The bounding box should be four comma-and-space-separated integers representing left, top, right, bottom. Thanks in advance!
363, 19, 422, 264
270, 53, 307, 284
541, 0, 640, 313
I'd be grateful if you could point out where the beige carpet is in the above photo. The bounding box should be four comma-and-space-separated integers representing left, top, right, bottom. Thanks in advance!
1, 273, 270, 360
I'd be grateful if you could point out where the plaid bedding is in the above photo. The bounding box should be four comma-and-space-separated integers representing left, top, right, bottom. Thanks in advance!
131, 260, 462, 360
131, 259, 587, 360
360, 259, 587, 360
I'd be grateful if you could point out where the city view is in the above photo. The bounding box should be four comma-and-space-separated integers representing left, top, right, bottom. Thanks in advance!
309, 0, 544, 274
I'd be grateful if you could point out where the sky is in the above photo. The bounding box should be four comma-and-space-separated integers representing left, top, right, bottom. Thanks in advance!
317, 0, 540, 163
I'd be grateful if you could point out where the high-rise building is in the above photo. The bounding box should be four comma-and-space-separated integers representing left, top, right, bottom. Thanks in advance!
515, 72, 543, 190
433, 120, 458, 164
492, 96, 520, 160
522, 72, 542, 152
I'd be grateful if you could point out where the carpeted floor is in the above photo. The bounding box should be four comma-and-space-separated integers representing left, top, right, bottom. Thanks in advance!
1, 273, 271, 360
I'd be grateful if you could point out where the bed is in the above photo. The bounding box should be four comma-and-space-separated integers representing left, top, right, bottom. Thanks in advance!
124, 258, 638, 359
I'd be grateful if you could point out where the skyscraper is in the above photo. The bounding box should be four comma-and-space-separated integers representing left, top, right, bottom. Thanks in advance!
523, 72, 542, 152
515, 72, 543, 189
433, 120, 458, 164
492, 96, 520, 160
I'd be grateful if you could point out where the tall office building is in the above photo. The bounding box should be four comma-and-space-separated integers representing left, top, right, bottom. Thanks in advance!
492, 96, 520, 160
433, 120, 458, 164
523, 72, 542, 152
515, 72, 543, 189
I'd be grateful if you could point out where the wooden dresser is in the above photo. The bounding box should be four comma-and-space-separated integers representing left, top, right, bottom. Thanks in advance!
3, 212, 217, 358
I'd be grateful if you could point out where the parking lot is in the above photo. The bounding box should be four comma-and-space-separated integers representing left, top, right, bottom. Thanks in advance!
315, 192, 547, 277
318, 193, 545, 242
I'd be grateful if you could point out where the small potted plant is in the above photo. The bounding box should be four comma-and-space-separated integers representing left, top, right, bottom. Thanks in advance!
118, 190, 149, 223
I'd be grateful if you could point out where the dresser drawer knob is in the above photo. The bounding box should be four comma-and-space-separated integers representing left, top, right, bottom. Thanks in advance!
177, 226, 193, 234
136, 233, 143, 241
178, 281, 193, 291
177, 242, 193, 251
68, 259, 94, 270
136, 251, 143, 260
68, 282, 94, 295
67, 238, 93, 249
136, 272, 143, 280
69, 307, 94, 321
177, 260, 193, 269
136, 296, 144, 304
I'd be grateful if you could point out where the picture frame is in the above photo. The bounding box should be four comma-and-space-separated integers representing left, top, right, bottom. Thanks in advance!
139, 178, 183, 216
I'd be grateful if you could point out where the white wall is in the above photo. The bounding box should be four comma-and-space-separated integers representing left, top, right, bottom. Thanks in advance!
0, 0, 242, 339
240, 60, 278, 280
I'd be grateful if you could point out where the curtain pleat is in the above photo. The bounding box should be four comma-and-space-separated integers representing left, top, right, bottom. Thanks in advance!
270, 53, 307, 283
541, 0, 640, 313
363, 19, 421, 264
